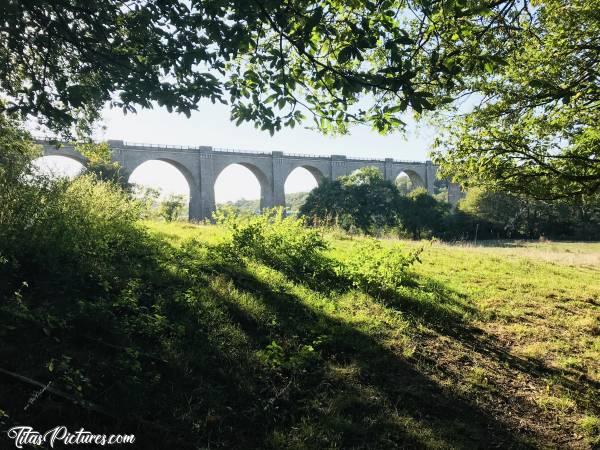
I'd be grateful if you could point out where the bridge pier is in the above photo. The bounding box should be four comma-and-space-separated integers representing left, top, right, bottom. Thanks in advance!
271, 151, 287, 209
448, 182, 464, 207
197, 151, 216, 221
425, 161, 436, 194
330, 155, 348, 179
259, 180, 275, 211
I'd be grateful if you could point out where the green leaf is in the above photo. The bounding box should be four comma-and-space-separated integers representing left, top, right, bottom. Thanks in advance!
264, 94, 278, 104
337, 47, 354, 64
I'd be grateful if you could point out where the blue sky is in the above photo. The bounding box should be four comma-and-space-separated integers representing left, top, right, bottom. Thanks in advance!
35, 101, 436, 202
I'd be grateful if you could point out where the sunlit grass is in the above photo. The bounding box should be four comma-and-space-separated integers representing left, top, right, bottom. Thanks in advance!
151, 221, 599, 447
8, 216, 596, 448
142, 219, 226, 244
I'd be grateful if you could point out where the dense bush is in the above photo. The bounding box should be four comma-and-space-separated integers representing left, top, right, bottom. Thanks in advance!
396, 188, 452, 239
457, 188, 600, 240
213, 207, 423, 294
215, 207, 337, 286
301, 168, 452, 239
339, 239, 422, 295
0, 120, 173, 310
300, 167, 403, 233
159, 193, 187, 222
0, 137, 150, 299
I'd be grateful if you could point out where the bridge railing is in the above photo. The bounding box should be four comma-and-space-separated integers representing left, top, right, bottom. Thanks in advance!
345, 156, 424, 164
346, 156, 387, 162
280, 152, 330, 159
123, 141, 205, 150
33, 136, 61, 143
34, 137, 430, 164
212, 147, 271, 155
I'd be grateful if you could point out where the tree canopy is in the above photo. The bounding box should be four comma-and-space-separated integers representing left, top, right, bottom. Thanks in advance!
300, 167, 400, 232
432, 0, 599, 199
1, 0, 521, 136
1, 0, 597, 199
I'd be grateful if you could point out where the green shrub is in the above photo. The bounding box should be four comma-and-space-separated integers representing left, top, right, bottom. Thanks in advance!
76, 141, 131, 190
0, 169, 149, 299
300, 167, 401, 233
213, 208, 423, 294
160, 194, 186, 222
0, 122, 150, 300
132, 185, 162, 219
338, 239, 422, 295
396, 188, 451, 240
579, 415, 600, 445
215, 208, 337, 286
256, 341, 319, 371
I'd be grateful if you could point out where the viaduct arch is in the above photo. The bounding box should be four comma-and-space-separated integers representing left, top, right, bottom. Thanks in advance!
38, 139, 463, 221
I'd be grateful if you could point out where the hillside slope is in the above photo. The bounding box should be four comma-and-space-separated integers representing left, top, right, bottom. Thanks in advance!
2, 221, 599, 449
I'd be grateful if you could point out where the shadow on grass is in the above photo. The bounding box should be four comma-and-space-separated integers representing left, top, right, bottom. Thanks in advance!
223, 263, 600, 447
216, 267, 534, 449
378, 273, 600, 425
2, 253, 596, 449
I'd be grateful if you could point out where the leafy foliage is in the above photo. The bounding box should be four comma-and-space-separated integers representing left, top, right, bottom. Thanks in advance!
0, 175, 148, 299
300, 167, 600, 240
159, 194, 187, 222
75, 141, 131, 190
215, 208, 337, 286
339, 239, 422, 294
433, 0, 600, 199
217, 206, 423, 292
2, 0, 596, 201
301, 167, 451, 238
395, 174, 415, 196
457, 187, 600, 240
0, 126, 142, 297
396, 188, 451, 239
0, 112, 42, 182
132, 185, 162, 219
301, 167, 401, 233
1, 0, 524, 136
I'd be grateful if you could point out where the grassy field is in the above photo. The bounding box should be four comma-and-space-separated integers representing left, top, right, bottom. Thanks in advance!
142, 221, 600, 448
2, 218, 598, 449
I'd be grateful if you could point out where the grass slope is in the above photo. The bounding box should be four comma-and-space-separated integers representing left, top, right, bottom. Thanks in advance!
149, 221, 600, 448
2, 220, 598, 449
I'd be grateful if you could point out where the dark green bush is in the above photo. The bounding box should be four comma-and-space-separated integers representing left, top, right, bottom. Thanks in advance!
0, 173, 152, 299
396, 188, 452, 239
213, 207, 422, 293
300, 165, 600, 241
215, 207, 337, 286
457, 188, 600, 240
338, 239, 422, 295
300, 167, 401, 233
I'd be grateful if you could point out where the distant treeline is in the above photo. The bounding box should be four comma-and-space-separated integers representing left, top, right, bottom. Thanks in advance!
298, 168, 600, 241
136, 168, 599, 241
217, 192, 310, 215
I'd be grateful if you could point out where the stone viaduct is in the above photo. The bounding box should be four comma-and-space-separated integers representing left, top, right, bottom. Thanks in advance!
40, 139, 463, 221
